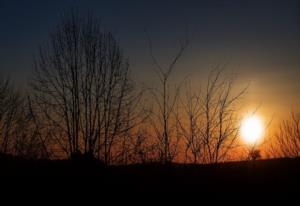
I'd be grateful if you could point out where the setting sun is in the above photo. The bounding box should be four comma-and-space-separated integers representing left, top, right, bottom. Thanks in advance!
241, 115, 264, 145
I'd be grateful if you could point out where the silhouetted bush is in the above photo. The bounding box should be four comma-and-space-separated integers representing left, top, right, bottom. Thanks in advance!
249, 149, 261, 160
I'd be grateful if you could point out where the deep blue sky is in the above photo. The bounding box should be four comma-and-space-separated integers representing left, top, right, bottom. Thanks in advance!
0, 0, 299, 117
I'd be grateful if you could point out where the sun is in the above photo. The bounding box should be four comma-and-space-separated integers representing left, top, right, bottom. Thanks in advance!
240, 115, 264, 145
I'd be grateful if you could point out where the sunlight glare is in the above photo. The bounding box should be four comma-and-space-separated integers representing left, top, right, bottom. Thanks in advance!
241, 115, 264, 145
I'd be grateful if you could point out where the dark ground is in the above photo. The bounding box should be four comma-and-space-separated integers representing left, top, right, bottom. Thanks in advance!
1, 154, 299, 199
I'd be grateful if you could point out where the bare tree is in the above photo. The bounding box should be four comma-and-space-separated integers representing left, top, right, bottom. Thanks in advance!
13, 96, 51, 159
31, 11, 138, 164
131, 128, 158, 163
270, 112, 300, 158
115, 124, 156, 164
0, 77, 22, 154
175, 69, 247, 164
112, 94, 147, 165
201, 68, 247, 163
146, 33, 188, 164
0, 76, 50, 158
176, 81, 202, 163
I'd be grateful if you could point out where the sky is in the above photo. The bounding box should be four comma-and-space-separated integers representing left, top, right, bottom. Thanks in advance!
0, 0, 299, 121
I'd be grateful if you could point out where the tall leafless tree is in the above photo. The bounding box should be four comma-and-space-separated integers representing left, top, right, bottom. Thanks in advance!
176, 69, 247, 164
201, 68, 247, 163
146, 33, 188, 164
31, 11, 139, 164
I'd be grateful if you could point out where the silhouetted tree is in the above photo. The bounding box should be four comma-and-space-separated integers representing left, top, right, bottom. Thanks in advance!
114, 97, 148, 165
146, 33, 188, 164
131, 128, 157, 163
271, 112, 300, 158
201, 68, 247, 163
0, 77, 21, 154
31, 11, 138, 164
176, 81, 202, 163
0, 76, 50, 158
176, 69, 247, 164
13, 96, 51, 159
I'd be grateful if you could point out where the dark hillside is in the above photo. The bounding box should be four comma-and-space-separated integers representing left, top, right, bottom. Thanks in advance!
1, 154, 299, 189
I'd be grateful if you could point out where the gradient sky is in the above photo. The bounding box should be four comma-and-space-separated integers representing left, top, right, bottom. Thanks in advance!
0, 0, 299, 121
